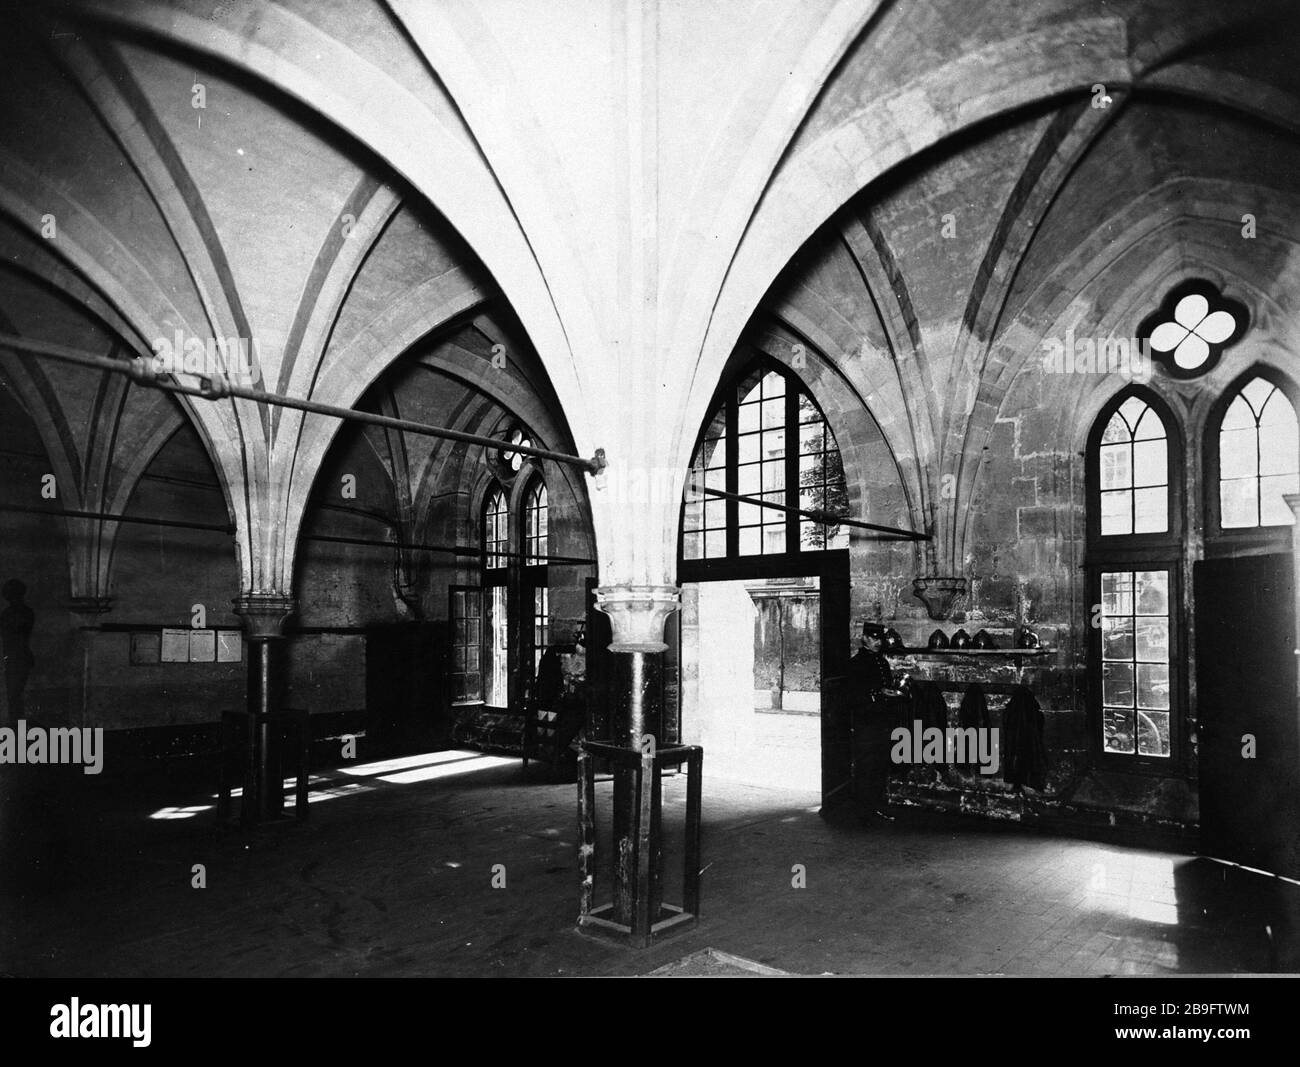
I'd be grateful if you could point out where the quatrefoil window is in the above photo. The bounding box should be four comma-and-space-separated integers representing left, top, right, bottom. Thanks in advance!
1138, 281, 1247, 380
498, 426, 533, 474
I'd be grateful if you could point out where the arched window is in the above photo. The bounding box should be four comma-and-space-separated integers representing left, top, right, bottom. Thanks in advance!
523, 479, 549, 676
1217, 376, 1299, 529
681, 361, 849, 562
1087, 389, 1182, 765
484, 487, 509, 569
482, 485, 509, 707
1098, 395, 1169, 536
525, 482, 548, 564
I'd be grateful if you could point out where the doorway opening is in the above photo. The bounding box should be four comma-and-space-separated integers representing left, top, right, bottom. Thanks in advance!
681, 571, 847, 794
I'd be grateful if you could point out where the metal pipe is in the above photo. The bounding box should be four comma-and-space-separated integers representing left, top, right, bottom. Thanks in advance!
0, 502, 233, 534
304, 531, 596, 566
0, 334, 606, 474
0, 504, 596, 564
692, 483, 930, 541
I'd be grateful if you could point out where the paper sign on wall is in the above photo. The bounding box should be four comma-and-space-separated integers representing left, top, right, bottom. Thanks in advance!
161, 628, 190, 663
217, 630, 242, 663
189, 629, 216, 663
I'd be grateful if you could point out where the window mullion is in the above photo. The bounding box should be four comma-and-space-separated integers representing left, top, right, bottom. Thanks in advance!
786, 384, 799, 551
726, 389, 739, 558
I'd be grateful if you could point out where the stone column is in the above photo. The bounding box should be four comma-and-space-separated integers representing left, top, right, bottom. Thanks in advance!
67, 597, 112, 730
595, 584, 679, 927
233, 593, 296, 826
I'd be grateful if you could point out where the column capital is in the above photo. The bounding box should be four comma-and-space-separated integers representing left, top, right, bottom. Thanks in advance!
67, 595, 113, 615
595, 584, 680, 653
233, 593, 297, 639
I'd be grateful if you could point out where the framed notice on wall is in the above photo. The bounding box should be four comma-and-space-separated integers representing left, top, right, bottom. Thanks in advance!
217, 630, 242, 662
189, 629, 216, 663
160, 628, 190, 663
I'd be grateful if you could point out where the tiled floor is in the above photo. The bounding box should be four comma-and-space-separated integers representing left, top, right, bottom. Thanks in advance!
1, 749, 1292, 976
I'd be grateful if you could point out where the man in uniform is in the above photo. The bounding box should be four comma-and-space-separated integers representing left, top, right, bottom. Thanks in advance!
849, 622, 905, 822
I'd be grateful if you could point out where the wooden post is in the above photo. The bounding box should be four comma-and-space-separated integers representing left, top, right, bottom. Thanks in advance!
577, 750, 596, 921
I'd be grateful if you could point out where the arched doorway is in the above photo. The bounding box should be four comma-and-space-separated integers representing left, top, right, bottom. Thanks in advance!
677, 357, 852, 802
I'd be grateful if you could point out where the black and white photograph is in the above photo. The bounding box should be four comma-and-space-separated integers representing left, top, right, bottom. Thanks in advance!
0, 0, 1298, 1030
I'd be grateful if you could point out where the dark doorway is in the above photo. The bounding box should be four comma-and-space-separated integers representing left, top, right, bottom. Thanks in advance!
1195, 552, 1300, 875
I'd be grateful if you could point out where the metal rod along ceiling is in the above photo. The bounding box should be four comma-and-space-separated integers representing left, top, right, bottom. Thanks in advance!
0, 335, 929, 543
0, 504, 595, 566
691, 484, 929, 542
0, 335, 606, 474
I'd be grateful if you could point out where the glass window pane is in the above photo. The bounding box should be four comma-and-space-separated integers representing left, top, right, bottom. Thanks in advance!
738, 401, 759, 434
1100, 444, 1132, 490
1134, 571, 1168, 615
737, 433, 759, 465
800, 422, 823, 455
738, 527, 760, 555
761, 372, 785, 398
1101, 616, 1134, 661
1102, 662, 1134, 707
761, 398, 784, 430
1259, 410, 1299, 476
1136, 663, 1170, 710
1221, 477, 1258, 528
1221, 395, 1255, 432
798, 393, 819, 423
1103, 707, 1135, 754
1102, 411, 1130, 445
1260, 473, 1299, 526
704, 531, 726, 558
1219, 426, 1257, 480
1133, 486, 1167, 533
1133, 404, 1165, 442
1118, 396, 1147, 430
738, 502, 762, 527
1101, 490, 1131, 535
799, 453, 818, 479
706, 436, 729, 470
737, 463, 760, 495
1137, 711, 1171, 757
1134, 619, 1169, 662
485, 586, 508, 707
683, 532, 702, 560
704, 500, 726, 529
762, 428, 785, 459
762, 463, 785, 492
682, 501, 702, 532
762, 525, 785, 554
1102, 571, 1134, 616
1242, 377, 1275, 413
1132, 439, 1166, 488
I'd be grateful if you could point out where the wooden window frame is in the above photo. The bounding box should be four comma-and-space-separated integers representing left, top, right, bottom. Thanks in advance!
1085, 386, 1188, 773
1203, 365, 1300, 559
